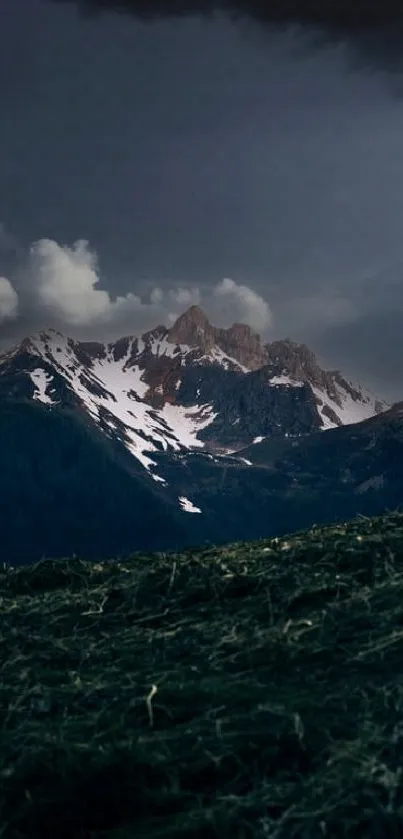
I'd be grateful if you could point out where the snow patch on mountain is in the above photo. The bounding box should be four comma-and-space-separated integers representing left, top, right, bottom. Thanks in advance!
179, 496, 202, 513
30, 369, 56, 405
161, 402, 217, 449
208, 346, 249, 372
311, 382, 383, 430
147, 334, 193, 363
269, 375, 304, 387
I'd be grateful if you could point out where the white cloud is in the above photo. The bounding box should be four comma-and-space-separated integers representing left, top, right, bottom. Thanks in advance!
20, 239, 204, 332
168, 287, 201, 306
0, 277, 18, 322
150, 287, 164, 304
26, 238, 144, 326
2, 234, 275, 343
212, 277, 273, 332
156, 280, 273, 335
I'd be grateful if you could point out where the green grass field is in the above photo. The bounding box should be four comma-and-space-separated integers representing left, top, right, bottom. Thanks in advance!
2, 510, 403, 838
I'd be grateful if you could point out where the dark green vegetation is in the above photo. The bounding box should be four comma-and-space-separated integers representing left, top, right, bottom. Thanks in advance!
3, 510, 403, 837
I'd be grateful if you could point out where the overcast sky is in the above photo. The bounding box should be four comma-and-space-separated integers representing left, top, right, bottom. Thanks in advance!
1, 0, 403, 402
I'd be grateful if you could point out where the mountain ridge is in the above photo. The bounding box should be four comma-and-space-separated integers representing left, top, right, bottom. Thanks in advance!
0, 305, 389, 482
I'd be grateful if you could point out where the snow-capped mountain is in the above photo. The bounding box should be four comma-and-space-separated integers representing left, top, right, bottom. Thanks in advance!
1, 305, 402, 566
0, 304, 388, 487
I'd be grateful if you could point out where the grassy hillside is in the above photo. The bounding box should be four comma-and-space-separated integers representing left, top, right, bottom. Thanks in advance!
2, 511, 403, 838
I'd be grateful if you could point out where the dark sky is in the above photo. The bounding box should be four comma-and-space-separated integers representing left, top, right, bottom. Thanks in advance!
1, 0, 403, 402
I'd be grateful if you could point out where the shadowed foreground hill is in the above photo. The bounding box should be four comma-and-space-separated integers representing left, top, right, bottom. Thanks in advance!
2, 511, 403, 837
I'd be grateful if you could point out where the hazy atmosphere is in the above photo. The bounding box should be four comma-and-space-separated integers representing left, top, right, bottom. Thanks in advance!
1, 0, 403, 401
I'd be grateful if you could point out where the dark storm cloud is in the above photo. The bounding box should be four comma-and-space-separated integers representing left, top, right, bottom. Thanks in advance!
49, 0, 403, 33
47, 0, 403, 77
314, 311, 403, 402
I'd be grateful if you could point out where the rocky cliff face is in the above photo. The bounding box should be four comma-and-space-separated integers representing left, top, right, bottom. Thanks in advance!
167, 305, 267, 370
167, 305, 214, 350
165, 308, 385, 423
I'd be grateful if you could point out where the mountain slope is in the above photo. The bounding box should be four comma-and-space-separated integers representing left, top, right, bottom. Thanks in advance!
0, 399, 192, 565
2, 509, 403, 839
147, 402, 403, 543
1, 395, 402, 566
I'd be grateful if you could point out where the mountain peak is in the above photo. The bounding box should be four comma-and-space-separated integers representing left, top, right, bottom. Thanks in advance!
172, 304, 210, 329
167, 305, 213, 347
185, 304, 209, 321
